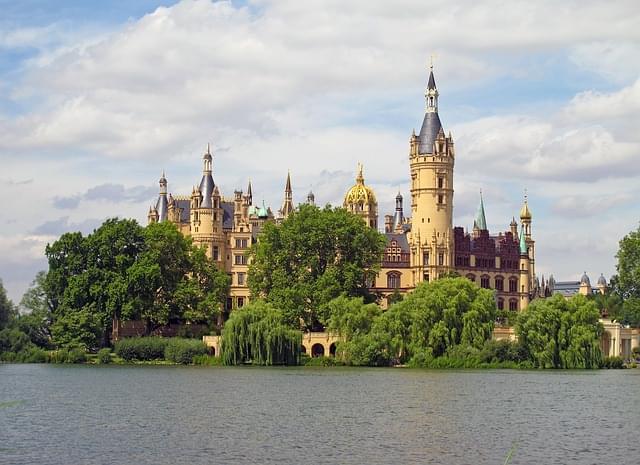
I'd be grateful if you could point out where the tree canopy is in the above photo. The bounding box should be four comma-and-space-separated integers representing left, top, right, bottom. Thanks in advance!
44, 218, 230, 349
613, 224, 640, 299
516, 293, 602, 369
0, 278, 15, 330
248, 204, 386, 329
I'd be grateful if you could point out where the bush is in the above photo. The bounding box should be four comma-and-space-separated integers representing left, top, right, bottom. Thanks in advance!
192, 354, 222, 366
66, 348, 86, 364
301, 355, 341, 366
164, 338, 208, 364
0, 328, 33, 354
21, 347, 48, 363
97, 348, 112, 364
601, 356, 624, 369
49, 349, 69, 364
632, 347, 640, 359
114, 337, 168, 361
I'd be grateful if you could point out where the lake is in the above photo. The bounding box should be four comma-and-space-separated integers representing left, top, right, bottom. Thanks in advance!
1, 364, 639, 464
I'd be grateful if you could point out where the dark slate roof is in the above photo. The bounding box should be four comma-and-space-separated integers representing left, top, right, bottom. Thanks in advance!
156, 194, 168, 222
418, 111, 442, 154
553, 281, 580, 298
199, 173, 215, 208
175, 199, 191, 223
427, 70, 436, 90
385, 233, 410, 252
221, 201, 234, 229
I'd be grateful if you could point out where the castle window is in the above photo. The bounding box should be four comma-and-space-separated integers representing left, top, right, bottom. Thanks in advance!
509, 300, 518, 311
497, 298, 504, 310
213, 212, 217, 221
226, 298, 233, 311
466, 274, 476, 282
237, 272, 245, 286
212, 246, 219, 261
509, 277, 518, 293
423, 272, 430, 282
423, 252, 429, 265
237, 297, 244, 308
495, 276, 504, 291
235, 238, 248, 249
387, 272, 401, 289
438, 253, 444, 266
480, 275, 490, 289
234, 254, 247, 265
438, 177, 444, 188
438, 194, 443, 205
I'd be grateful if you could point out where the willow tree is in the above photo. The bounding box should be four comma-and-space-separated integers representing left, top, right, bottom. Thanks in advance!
221, 300, 302, 365
247, 204, 386, 330
516, 294, 603, 369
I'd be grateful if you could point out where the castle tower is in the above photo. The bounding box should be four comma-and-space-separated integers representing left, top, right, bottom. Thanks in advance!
306, 190, 315, 205
520, 192, 535, 286
519, 229, 531, 310
393, 192, 404, 232
510, 217, 518, 237
579, 272, 592, 296
279, 171, 294, 220
148, 171, 168, 224
409, 65, 455, 283
597, 274, 607, 295
472, 191, 487, 238
343, 163, 378, 229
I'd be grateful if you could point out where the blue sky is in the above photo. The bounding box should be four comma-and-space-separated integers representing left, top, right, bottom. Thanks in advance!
1, 0, 639, 302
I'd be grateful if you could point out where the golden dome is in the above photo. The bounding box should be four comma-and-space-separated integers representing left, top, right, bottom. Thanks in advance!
344, 164, 377, 206
520, 199, 532, 220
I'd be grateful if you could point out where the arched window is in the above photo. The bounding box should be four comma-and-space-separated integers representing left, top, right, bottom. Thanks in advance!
509, 277, 518, 293
509, 300, 518, 311
387, 272, 401, 289
466, 274, 476, 283
497, 298, 504, 310
495, 276, 504, 291
480, 275, 490, 289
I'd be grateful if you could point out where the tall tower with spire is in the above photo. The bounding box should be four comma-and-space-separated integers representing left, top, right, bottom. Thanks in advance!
519, 192, 535, 287
408, 64, 455, 283
278, 171, 294, 220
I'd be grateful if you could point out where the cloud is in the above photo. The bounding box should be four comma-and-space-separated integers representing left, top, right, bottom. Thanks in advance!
53, 183, 157, 209
31, 217, 105, 236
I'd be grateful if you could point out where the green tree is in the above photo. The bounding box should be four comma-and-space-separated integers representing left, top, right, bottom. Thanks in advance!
516, 293, 602, 369
17, 271, 52, 348
0, 278, 16, 330
221, 300, 302, 365
248, 204, 386, 329
612, 224, 640, 299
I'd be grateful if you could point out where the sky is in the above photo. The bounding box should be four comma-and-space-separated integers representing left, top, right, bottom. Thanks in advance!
1, 0, 639, 303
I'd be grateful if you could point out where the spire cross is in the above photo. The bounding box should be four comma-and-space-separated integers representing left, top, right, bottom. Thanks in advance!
524, 187, 528, 202
429, 54, 437, 70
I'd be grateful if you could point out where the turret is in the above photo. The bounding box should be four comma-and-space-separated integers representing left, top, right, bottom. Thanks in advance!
199, 144, 215, 208
579, 272, 592, 296
519, 228, 530, 310
279, 171, 294, 220
597, 274, 607, 295
510, 217, 518, 237
307, 190, 315, 205
153, 171, 168, 222
393, 192, 404, 231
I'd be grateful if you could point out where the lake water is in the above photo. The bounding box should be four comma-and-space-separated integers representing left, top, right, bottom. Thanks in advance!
1, 364, 639, 465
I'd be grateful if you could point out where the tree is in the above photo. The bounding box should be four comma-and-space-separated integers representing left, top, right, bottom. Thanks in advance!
221, 300, 301, 365
0, 278, 16, 330
612, 224, 640, 299
324, 277, 496, 366
516, 293, 602, 369
248, 204, 386, 329
17, 271, 52, 348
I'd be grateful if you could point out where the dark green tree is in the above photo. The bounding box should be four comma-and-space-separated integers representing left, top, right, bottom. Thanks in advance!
248, 204, 386, 329
17, 271, 52, 348
612, 224, 640, 299
0, 278, 16, 330
516, 293, 602, 369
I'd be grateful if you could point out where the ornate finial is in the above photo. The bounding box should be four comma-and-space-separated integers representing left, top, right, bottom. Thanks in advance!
206, 143, 211, 155
524, 187, 528, 202
356, 162, 364, 184
429, 54, 437, 70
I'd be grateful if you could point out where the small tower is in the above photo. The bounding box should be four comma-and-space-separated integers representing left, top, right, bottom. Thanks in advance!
597, 274, 607, 295
579, 272, 592, 296
393, 192, 404, 232
279, 171, 294, 220
199, 144, 215, 208
519, 228, 530, 310
306, 190, 315, 205
519, 191, 535, 287
343, 163, 378, 229
510, 217, 518, 237
150, 171, 169, 223
473, 191, 487, 238
246, 180, 253, 206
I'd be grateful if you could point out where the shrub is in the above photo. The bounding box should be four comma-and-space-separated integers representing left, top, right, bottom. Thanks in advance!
66, 348, 86, 364
164, 338, 208, 364
114, 337, 168, 361
0, 328, 33, 354
601, 356, 624, 369
192, 354, 222, 366
21, 347, 48, 363
301, 355, 341, 367
632, 347, 640, 359
97, 348, 112, 364
49, 349, 69, 364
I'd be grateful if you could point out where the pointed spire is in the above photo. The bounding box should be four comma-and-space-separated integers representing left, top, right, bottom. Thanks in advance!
519, 227, 528, 255
475, 190, 487, 231
427, 67, 436, 90
285, 170, 292, 193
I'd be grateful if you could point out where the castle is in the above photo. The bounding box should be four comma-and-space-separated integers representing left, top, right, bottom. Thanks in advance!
148, 66, 538, 316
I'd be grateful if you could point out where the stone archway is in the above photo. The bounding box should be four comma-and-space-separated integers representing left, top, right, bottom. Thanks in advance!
300, 345, 307, 354
311, 343, 325, 357
329, 343, 337, 357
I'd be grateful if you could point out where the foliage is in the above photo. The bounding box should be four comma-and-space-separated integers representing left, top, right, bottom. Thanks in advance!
601, 356, 624, 369
164, 338, 208, 364
326, 278, 497, 366
301, 355, 342, 366
97, 348, 112, 364
114, 337, 168, 361
0, 278, 16, 330
44, 219, 229, 349
16, 271, 53, 349
633, 346, 640, 358
516, 294, 603, 369
192, 354, 223, 366
612, 224, 640, 299
66, 348, 87, 364
0, 328, 33, 354
612, 297, 640, 327
248, 204, 386, 329
221, 300, 302, 365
